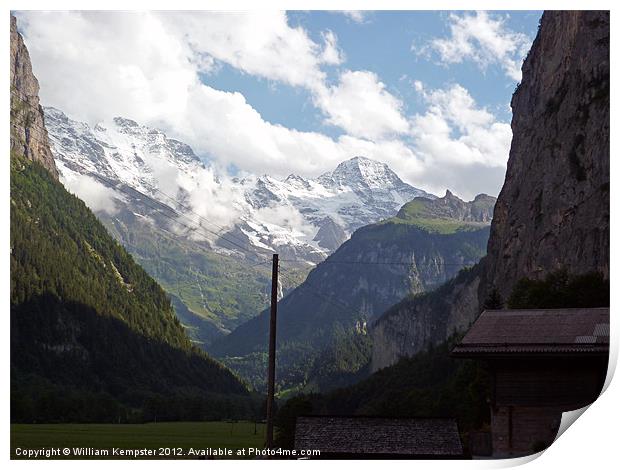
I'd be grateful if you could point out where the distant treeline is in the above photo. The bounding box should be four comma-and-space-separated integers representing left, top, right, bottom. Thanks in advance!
12, 375, 264, 424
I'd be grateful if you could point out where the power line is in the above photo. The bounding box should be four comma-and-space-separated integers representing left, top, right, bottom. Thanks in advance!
10, 110, 473, 319
134, 176, 257, 250
39, 156, 273, 269
247, 260, 273, 268
50, 156, 268, 264
278, 272, 360, 318
280, 259, 477, 267
10, 91, 482, 321
11, 108, 325, 281
277, 268, 368, 318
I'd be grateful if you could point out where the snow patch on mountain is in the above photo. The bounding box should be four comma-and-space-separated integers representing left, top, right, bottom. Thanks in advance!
44, 107, 435, 262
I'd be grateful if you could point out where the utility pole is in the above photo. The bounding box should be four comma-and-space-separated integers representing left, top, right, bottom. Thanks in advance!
265, 253, 279, 449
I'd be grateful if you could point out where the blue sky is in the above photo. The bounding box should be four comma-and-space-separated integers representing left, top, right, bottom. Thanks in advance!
17, 10, 543, 199
203, 11, 541, 136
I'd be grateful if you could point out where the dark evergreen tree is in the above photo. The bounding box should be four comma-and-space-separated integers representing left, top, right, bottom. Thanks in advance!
507, 270, 609, 309
482, 287, 504, 310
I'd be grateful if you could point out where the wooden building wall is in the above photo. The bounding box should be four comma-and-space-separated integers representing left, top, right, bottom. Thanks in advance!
487, 356, 607, 457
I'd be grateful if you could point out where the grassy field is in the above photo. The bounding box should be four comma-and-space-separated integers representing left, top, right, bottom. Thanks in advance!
11, 421, 267, 459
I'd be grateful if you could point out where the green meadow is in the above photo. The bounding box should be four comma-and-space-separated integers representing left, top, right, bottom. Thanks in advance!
11, 421, 267, 459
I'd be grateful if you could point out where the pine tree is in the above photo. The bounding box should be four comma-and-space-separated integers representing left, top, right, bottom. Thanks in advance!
483, 287, 504, 310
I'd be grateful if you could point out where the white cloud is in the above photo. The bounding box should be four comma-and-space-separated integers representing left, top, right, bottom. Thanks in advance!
159, 11, 341, 91
179, 165, 247, 236
315, 70, 410, 140
17, 10, 342, 123
340, 11, 367, 24
409, 83, 512, 196
320, 30, 345, 65
61, 171, 122, 216
17, 11, 196, 125
17, 11, 511, 202
423, 11, 531, 81
254, 205, 316, 239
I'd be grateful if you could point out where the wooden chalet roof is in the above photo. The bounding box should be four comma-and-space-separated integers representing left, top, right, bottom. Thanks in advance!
294, 416, 463, 457
452, 308, 610, 356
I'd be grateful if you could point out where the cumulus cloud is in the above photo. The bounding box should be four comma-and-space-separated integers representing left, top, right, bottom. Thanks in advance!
17, 11, 342, 123
339, 11, 368, 24
61, 171, 122, 215
408, 82, 512, 196
315, 70, 409, 140
16, 11, 195, 125
421, 11, 531, 81
159, 11, 341, 90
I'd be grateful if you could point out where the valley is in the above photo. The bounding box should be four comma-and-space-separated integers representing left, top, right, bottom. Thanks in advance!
9, 9, 610, 461
44, 107, 442, 346
210, 189, 494, 391
42, 105, 496, 391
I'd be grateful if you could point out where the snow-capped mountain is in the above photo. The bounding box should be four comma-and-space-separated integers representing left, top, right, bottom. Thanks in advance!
45, 107, 205, 196
44, 107, 434, 262
234, 157, 433, 255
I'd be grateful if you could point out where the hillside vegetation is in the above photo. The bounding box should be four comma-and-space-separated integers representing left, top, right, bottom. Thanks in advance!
102, 210, 308, 345
10, 156, 256, 422
383, 192, 495, 234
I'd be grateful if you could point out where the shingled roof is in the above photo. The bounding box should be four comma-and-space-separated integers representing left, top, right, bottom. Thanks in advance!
294, 416, 463, 458
452, 308, 609, 356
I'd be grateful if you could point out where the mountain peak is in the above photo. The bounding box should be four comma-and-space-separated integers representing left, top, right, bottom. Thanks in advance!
336, 155, 391, 173
113, 117, 139, 128
343, 155, 381, 164
395, 190, 496, 231
285, 173, 307, 183
321, 156, 402, 190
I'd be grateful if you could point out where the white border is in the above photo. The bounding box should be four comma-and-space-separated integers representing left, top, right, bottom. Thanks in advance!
2, 1, 617, 469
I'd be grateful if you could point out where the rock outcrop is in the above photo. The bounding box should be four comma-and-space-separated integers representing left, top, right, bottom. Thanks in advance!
313, 216, 349, 251
397, 191, 495, 224
371, 11, 609, 371
10, 15, 58, 178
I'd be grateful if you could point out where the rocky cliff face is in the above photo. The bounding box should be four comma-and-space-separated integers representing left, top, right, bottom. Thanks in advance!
483, 11, 609, 299
371, 11, 610, 371
371, 265, 482, 372
10, 16, 58, 179
397, 191, 495, 224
